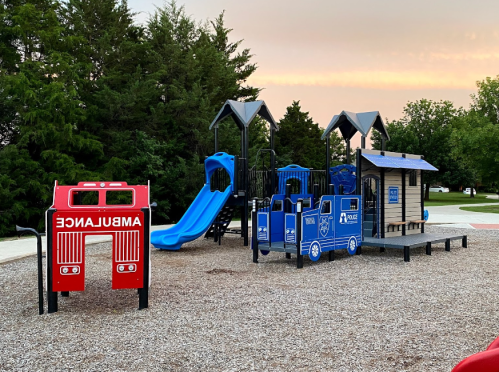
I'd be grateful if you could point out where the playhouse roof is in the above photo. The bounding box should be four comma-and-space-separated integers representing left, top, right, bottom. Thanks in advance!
362, 153, 438, 171
210, 100, 279, 131
321, 111, 390, 141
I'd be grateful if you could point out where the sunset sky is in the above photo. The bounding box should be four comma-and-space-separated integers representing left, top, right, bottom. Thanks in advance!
128, 0, 499, 135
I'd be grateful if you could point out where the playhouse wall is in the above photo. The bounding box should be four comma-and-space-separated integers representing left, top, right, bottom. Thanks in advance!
361, 153, 423, 238
405, 169, 422, 235
384, 171, 403, 238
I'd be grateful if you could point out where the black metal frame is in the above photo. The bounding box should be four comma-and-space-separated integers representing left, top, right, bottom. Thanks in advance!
15, 225, 45, 315
214, 124, 277, 247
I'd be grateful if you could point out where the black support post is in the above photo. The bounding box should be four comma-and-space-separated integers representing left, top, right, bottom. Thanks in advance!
462, 236, 467, 248
139, 207, 150, 310
380, 168, 385, 238
356, 149, 361, 196
15, 225, 45, 315
252, 199, 259, 263
233, 155, 238, 195
420, 166, 425, 233
402, 168, 406, 236
326, 135, 330, 175
328, 184, 334, 196
270, 129, 276, 195
426, 242, 432, 255
404, 246, 410, 262
214, 126, 219, 153
243, 126, 249, 246
285, 184, 291, 213
361, 136, 366, 149
445, 239, 451, 252
296, 199, 303, 269
346, 138, 351, 164
328, 250, 334, 261
46, 209, 58, 313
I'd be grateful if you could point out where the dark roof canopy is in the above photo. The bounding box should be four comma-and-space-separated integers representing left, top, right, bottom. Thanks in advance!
210, 100, 279, 131
321, 110, 390, 141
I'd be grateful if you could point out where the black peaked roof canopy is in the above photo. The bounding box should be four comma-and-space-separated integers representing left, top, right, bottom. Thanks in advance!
321, 110, 390, 141
210, 100, 279, 131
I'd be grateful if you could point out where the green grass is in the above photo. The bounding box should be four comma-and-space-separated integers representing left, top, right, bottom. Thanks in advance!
460, 205, 499, 214
424, 192, 499, 207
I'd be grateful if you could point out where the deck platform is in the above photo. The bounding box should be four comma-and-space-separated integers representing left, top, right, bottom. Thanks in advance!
257, 241, 298, 254
361, 233, 468, 262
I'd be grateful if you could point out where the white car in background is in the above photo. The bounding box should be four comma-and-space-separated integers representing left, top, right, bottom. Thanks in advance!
463, 188, 476, 195
429, 185, 449, 193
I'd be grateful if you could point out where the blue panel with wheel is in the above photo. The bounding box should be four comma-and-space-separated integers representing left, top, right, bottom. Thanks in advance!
252, 187, 361, 267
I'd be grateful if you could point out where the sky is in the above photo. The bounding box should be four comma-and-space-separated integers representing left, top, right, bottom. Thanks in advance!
128, 0, 499, 137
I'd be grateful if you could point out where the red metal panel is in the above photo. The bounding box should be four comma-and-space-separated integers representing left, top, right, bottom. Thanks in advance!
51, 211, 145, 292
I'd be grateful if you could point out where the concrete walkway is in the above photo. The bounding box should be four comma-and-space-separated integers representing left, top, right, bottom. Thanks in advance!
0, 224, 173, 264
427, 202, 499, 224
2, 199, 498, 264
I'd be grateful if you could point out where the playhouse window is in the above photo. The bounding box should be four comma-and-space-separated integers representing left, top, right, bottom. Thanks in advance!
106, 190, 134, 205
321, 201, 331, 214
303, 198, 311, 208
272, 200, 283, 212
409, 170, 417, 186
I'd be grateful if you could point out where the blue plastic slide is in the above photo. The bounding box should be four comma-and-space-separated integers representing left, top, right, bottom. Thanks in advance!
151, 152, 236, 250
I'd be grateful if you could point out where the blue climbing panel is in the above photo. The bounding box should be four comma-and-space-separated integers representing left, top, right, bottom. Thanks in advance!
329, 165, 357, 195
277, 164, 310, 195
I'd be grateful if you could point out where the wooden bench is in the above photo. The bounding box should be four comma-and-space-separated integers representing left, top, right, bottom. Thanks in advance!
387, 221, 406, 232
408, 220, 426, 230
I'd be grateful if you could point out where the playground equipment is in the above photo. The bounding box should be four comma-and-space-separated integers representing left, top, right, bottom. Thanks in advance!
209, 100, 279, 246
329, 164, 356, 195
452, 336, 499, 372
15, 225, 44, 315
151, 152, 237, 250
44, 181, 152, 313
252, 191, 361, 268
251, 109, 467, 266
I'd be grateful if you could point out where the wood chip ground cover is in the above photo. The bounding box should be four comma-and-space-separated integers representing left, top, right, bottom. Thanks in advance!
1, 225, 498, 371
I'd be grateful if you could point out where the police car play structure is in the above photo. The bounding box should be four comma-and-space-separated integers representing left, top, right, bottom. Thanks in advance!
252, 167, 362, 269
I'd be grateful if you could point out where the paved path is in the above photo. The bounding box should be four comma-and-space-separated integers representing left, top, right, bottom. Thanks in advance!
2, 199, 498, 264
427, 202, 499, 228
0, 224, 173, 264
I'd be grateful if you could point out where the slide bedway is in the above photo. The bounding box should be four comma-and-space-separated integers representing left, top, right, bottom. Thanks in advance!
151, 152, 238, 251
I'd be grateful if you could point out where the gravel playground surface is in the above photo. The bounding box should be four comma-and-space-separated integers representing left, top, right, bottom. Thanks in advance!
1, 225, 499, 371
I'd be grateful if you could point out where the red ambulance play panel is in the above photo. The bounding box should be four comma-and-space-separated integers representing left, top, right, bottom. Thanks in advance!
46, 181, 152, 313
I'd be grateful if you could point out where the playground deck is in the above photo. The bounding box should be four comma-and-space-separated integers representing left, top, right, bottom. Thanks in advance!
257, 241, 297, 254
361, 233, 467, 262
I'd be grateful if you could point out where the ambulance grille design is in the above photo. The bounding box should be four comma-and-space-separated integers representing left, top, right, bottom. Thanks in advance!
114, 231, 140, 262
57, 232, 83, 264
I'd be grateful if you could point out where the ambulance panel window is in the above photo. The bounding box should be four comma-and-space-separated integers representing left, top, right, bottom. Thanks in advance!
321, 200, 331, 214
272, 200, 282, 212
106, 190, 134, 205
71, 191, 99, 206
350, 199, 358, 211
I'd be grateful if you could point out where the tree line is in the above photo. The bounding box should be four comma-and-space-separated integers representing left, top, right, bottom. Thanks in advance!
371, 79, 499, 200
1, 0, 498, 237
0, 0, 344, 237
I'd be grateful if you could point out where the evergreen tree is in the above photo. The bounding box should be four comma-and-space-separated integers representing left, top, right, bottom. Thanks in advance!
275, 101, 344, 170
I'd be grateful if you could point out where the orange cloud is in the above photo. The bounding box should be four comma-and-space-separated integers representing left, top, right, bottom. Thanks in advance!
249, 70, 482, 90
